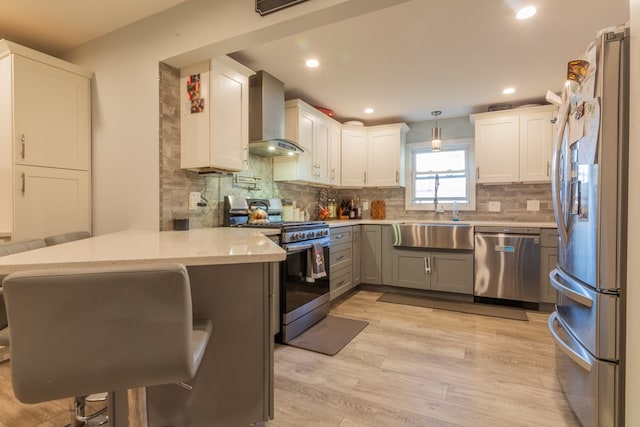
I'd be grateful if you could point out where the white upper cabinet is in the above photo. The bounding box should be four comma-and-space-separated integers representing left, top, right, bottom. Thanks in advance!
341, 123, 409, 188
367, 124, 408, 187
180, 56, 253, 173
471, 105, 556, 184
340, 126, 368, 187
275, 99, 335, 185
12, 55, 91, 170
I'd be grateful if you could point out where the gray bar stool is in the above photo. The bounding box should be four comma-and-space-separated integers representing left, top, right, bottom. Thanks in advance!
2, 263, 211, 426
0, 239, 47, 359
44, 230, 91, 246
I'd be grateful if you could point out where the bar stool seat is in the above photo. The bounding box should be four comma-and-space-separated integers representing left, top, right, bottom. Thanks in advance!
2, 263, 211, 420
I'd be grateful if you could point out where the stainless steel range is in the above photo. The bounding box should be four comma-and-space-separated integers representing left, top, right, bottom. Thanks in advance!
224, 196, 331, 342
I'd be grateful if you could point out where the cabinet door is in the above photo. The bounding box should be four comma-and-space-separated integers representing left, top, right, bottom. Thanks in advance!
341, 128, 367, 186
313, 118, 330, 184
329, 124, 341, 186
367, 127, 402, 187
13, 55, 90, 170
180, 61, 211, 170
352, 226, 361, 286
209, 58, 249, 172
381, 225, 394, 285
475, 115, 519, 183
361, 225, 382, 284
14, 165, 90, 240
392, 248, 429, 289
519, 110, 553, 182
430, 252, 474, 295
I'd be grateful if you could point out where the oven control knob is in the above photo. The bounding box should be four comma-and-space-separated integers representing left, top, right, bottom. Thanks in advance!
323, 229, 329, 236
298, 232, 306, 240
291, 233, 299, 241
307, 231, 315, 238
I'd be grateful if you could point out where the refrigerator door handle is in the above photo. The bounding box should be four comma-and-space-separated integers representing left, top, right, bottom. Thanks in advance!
548, 312, 593, 372
551, 97, 570, 245
549, 268, 594, 308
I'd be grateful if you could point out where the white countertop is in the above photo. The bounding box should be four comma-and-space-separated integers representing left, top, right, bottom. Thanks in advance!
0, 228, 285, 275
326, 219, 557, 228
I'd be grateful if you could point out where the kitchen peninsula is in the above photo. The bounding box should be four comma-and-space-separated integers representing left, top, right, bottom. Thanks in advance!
0, 228, 284, 427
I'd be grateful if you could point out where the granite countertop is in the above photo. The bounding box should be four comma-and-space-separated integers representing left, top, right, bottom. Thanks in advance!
0, 228, 285, 274
326, 219, 557, 228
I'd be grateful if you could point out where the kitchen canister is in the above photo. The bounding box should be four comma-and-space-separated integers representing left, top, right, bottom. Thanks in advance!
283, 205, 293, 221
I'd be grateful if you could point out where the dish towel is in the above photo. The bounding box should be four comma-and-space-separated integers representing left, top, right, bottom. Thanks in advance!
306, 241, 327, 282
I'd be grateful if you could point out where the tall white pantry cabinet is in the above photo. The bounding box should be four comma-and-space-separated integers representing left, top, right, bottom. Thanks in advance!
0, 40, 92, 241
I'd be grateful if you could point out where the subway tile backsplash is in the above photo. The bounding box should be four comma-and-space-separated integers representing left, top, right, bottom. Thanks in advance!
159, 63, 553, 229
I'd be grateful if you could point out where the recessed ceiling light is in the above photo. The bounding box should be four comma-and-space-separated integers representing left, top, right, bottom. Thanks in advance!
364, 107, 374, 114
305, 58, 319, 68
516, 6, 537, 20
503, 87, 516, 95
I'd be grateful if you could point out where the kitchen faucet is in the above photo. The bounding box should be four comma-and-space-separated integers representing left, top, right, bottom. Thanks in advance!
434, 174, 444, 219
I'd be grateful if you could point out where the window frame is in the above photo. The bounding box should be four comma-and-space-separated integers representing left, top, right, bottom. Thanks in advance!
404, 138, 476, 211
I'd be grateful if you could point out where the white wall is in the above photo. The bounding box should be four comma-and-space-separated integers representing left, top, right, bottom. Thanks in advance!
62, 0, 409, 234
627, 0, 639, 424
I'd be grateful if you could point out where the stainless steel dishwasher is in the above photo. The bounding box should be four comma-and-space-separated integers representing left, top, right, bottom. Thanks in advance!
474, 226, 540, 303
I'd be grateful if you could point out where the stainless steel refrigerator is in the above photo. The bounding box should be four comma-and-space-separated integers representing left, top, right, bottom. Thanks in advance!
548, 25, 629, 427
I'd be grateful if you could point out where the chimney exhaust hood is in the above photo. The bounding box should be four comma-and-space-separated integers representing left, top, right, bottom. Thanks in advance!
249, 70, 305, 157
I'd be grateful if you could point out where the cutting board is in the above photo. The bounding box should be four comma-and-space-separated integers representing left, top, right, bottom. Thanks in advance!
370, 200, 386, 219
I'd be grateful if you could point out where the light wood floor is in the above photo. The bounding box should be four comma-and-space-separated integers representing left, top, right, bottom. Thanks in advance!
267, 290, 580, 427
0, 290, 580, 426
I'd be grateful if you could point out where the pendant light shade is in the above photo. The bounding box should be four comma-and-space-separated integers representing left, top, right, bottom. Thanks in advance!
431, 110, 442, 151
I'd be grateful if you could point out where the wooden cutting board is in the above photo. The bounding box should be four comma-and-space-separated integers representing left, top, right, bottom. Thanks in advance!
370, 200, 386, 219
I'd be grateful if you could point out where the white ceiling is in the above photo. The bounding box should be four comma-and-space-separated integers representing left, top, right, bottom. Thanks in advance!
0, 0, 629, 124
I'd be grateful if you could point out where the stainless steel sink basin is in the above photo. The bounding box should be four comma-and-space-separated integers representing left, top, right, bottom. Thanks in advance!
392, 223, 474, 250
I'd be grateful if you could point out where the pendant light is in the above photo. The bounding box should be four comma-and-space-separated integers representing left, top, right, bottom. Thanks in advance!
431, 110, 442, 151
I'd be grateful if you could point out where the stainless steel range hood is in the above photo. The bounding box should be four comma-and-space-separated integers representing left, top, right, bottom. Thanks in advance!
249, 70, 304, 157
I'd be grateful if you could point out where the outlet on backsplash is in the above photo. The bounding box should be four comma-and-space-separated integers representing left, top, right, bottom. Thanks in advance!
527, 200, 540, 211
488, 201, 501, 212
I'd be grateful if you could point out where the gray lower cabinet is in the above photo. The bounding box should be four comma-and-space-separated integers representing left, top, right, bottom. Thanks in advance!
392, 248, 474, 295
540, 228, 559, 303
361, 225, 382, 284
330, 226, 353, 300
381, 225, 394, 285
352, 226, 361, 286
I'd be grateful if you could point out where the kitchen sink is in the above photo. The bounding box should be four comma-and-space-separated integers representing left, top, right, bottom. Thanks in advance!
392, 223, 474, 250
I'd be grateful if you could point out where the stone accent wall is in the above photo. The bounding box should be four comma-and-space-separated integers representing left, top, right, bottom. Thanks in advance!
159, 62, 553, 228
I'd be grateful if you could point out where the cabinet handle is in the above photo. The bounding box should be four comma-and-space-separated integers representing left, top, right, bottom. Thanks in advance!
395, 170, 399, 183
243, 147, 249, 165
336, 234, 344, 240
336, 255, 345, 261
20, 134, 26, 159
432, 256, 435, 273
364, 171, 367, 184
424, 257, 431, 274
476, 166, 480, 180
547, 161, 550, 177
21, 172, 25, 196
331, 169, 335, 180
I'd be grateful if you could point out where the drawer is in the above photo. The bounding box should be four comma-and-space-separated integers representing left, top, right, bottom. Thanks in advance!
330, 227, 352, 244
330, 264, 353, 299
330, 242, 352, 270
540, 228, 559, 247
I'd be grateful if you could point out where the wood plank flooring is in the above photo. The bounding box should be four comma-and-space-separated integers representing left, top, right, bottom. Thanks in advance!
0, 290, 580, 426
267, 290, 580, 427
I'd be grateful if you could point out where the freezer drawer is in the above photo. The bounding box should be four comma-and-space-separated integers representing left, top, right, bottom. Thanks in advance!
474, 232, 540, 302
550, 268, 619, 361
548, 312, 619, 427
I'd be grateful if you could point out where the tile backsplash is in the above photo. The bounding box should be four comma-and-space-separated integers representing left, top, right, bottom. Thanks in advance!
159, 63, 553, 230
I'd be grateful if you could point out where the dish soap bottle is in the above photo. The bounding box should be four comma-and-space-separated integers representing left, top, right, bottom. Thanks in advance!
452, 201, 460, 221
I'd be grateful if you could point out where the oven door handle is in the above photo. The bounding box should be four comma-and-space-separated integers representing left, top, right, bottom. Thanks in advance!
284, 237, 330, 254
